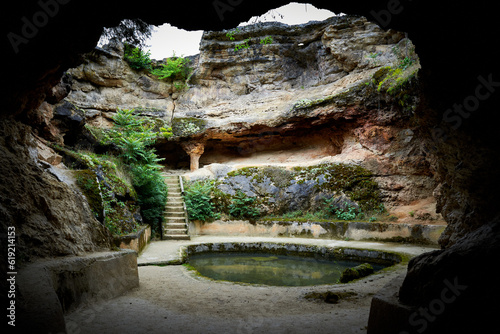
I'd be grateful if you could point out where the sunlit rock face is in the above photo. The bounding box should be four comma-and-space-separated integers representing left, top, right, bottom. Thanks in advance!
55, 15, 437, 218
65, 40, 176, 120
176, 15, 405, 128
171, 16, 434, 214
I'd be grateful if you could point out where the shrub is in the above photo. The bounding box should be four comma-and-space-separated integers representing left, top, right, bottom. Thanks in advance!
234, 38, 251, 51
226, 28, 240, 41
228, 191, 260, 220
101, 108, 168, 234
130, 164, 167, 234
123, 43, 152, 70
102, 109, 165, 165
333, 204, 359, 221
260, 36, 273, 45
150, 54, 192, 81
184, 180, 219, 221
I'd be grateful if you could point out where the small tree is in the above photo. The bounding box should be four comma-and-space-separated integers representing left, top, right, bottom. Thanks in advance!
99, 18, 154, 50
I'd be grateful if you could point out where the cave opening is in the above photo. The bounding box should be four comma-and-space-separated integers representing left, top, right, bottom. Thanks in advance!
4, 1, 500, 334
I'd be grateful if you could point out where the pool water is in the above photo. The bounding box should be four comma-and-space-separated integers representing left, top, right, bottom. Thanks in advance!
187, 252, 386, 286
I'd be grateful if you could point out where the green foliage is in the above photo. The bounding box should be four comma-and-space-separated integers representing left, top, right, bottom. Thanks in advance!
102, 108, 170, 165
399, 56, 414, 70
56, 110, 169, 235
123, 43, 152, 70
184, 180, 219, 222
102, 108, 168, 234
129, 164, 167, 232
75, 169, 104, 220
123, 44, 192, 92
368, 52, 382, 59
226, 27, 272, 52
71, 153, 140, 235
366, 38, 420, 111
327, 202, 359, 221
234, 38, 251, 51
369, 63, 419, 112
150, 54, 192, 81
260, 36, 273, 45
226, 28, 241, 41
228, 191, 260, 220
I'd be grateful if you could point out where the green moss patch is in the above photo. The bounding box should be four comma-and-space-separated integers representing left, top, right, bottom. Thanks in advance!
171, 117, 207, 137
189, 163, 385, 222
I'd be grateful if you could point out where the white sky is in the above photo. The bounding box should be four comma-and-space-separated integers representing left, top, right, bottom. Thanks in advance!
147, 2, 338, 60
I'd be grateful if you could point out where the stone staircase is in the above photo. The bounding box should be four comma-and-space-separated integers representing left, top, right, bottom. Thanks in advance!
162, 174, 190, 240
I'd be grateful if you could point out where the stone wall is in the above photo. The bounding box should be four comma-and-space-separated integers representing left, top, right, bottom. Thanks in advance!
189, 220, 444, 245
17, 250, 139, 333
114, 225, 152, 253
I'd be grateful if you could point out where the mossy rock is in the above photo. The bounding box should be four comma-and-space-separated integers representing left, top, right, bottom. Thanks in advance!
339, 263, 374, 283
303, 291, 357, 304
215, 163, 384, 217
171, 117, 207, 137
74, 169, 104, 220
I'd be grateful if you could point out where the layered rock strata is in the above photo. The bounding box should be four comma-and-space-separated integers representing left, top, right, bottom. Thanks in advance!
61, 16, 436, 219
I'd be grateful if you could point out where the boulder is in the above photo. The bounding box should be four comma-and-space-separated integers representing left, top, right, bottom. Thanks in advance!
339, 263, 374, 283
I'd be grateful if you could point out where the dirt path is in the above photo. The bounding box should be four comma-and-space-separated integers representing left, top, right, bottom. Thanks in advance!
65, 259, 409, 333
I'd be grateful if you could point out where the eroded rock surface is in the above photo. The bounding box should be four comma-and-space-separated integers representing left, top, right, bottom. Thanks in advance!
63, 16, 436, 219
0, 118, 112, 261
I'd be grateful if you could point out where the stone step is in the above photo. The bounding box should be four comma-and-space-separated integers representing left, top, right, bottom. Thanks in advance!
162, 174, 189, 241
167, 199, 184, 204
166, 182, 180, 186
166, 204, 184, 208
164, 178, 180, 182
165, 223, 187, 229
166, 208, 185, 213
165, 215, 186, 220
166, 211, 185, 216
163, 235, 191, 241
164, 228, 188, 234
167, 200, 184, 205
166, 208, 184, 212
165, 218, 185, 224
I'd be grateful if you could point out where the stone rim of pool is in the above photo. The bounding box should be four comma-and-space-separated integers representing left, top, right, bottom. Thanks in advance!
180, 242, 406, 287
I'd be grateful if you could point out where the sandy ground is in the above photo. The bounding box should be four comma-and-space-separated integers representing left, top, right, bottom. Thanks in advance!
65, 237, 435, 334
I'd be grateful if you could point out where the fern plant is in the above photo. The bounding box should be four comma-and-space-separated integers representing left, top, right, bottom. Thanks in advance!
99, 108, 167, 233
184, 180, 219, 221
228, 191, 260, 220
150, 54, 192, 81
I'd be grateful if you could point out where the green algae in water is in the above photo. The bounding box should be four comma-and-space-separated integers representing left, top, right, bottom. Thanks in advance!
187, 253, 386, 286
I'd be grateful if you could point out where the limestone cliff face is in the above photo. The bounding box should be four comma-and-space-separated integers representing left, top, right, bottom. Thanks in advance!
176, 16, 404, 128
60, 15, 437, 221
65, 40, 178, 124
174, 16, 435, 217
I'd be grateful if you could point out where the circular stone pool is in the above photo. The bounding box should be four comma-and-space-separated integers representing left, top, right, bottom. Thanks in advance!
182, 242, 403, 286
